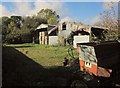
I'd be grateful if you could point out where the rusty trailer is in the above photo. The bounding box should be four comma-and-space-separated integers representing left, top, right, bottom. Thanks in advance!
77, 40, 119, 77
68, 40, 120, 88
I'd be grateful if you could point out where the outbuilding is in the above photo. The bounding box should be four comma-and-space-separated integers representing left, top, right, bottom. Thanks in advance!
34, 24, 58, 45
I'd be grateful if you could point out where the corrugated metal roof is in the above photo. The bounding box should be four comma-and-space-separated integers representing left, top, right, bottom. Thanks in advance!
35, 24, 56, 31
35, 24, 48, 30
91, 26, 109, 30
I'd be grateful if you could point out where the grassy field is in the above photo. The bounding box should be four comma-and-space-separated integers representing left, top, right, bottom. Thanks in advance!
8, 44, 68, 67
2, 44, 78, 87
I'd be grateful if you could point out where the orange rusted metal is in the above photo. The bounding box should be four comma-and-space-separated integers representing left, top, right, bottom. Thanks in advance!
77, 41, 119, 77
79, 59, 97, 76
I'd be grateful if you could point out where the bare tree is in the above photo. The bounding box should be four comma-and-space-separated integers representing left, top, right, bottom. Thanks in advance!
94, 2, 118, 40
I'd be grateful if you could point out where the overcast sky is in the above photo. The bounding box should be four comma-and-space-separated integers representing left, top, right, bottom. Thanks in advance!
0, 0, 118, 25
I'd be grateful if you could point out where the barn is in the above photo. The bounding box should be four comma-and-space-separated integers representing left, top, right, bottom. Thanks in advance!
58, 22, 107, 48
34, 22, 108, 47
34, 24, 58, 45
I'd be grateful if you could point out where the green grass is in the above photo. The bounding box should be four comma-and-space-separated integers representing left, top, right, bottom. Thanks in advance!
6, 44, 69, 67
2, 43, 74, 86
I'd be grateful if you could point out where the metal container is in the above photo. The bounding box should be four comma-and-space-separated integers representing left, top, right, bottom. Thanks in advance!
77, 41, 120, 77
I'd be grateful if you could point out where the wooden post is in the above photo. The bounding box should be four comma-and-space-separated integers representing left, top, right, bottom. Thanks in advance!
39, 32, 41, 44
42, 32, 45, 44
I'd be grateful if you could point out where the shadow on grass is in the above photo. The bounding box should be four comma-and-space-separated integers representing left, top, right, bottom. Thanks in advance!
2, 46, 71, 87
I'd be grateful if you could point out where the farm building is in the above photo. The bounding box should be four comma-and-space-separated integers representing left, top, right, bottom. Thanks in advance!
58, 22, 90, 47
72, 26, 108, 48
34, 22, 108, 47
34, 24, 58, 45
58, 22, 108, 48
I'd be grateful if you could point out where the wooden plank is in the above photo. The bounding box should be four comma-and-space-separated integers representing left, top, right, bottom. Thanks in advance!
39, 32, 41, 44
42, 32, 44, 44
45, 36, 48, 44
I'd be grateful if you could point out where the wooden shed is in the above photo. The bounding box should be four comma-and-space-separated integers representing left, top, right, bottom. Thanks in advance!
34, 24, 58, 45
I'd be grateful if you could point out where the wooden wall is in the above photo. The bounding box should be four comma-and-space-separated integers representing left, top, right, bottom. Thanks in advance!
39, 32, 48, 44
